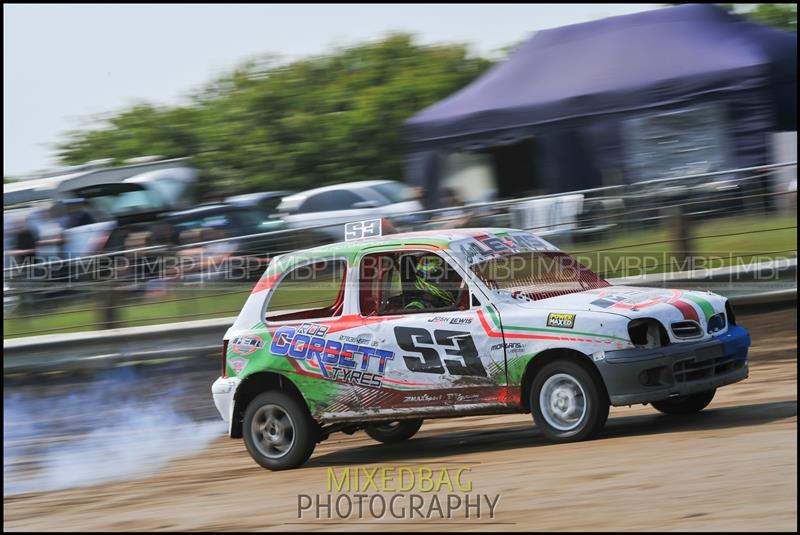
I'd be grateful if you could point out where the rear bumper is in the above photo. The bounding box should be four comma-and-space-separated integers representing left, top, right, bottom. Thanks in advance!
212, 376, 241, 435
596, 325, 750, 406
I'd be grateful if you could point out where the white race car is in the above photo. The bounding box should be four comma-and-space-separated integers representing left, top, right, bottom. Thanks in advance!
212, 223, 750, 470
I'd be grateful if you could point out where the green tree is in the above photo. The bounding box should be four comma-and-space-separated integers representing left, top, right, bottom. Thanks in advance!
733, 3, 796, 32
669, 4, 797, 32
59, 104, 201, 165
57, 34, 492, 196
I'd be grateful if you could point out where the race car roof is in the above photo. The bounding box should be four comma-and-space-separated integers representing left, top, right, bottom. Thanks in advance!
281, 227, 560, 263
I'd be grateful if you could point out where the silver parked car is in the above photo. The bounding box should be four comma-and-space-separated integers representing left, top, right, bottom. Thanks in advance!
277, 180, 422, 239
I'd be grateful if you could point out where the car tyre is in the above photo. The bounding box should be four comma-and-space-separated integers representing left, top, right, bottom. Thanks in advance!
365, 419, 424, 443
651, 389, 716, 415
530, 360, 609, 442
243, 391, 317, 470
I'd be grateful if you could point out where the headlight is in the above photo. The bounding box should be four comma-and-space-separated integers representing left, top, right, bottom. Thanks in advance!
628, 318, 669, 348
707, 313, 726, 334
725, 300, 736, 326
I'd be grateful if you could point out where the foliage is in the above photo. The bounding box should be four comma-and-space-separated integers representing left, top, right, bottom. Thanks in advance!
57, 34, 492, 198
671, 4, 798, 32
729, 3, 797, 32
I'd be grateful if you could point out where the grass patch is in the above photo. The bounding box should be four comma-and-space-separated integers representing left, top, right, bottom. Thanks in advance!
566, 214, 796, 278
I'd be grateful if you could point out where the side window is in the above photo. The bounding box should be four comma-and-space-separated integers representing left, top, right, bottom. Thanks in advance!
202, 214, 230, 227
359, 251, 469, 316
299, 190, 363, 213
266, 259, 347, 322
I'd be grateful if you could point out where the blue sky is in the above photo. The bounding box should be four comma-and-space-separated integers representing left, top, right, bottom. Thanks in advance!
3, 3, 661, 176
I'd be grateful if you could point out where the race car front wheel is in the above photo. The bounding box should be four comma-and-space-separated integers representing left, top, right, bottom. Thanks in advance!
365, 419, 423, 443
530, 360, 609, 443
651, 389, 716, 415
243, 391, 317, 470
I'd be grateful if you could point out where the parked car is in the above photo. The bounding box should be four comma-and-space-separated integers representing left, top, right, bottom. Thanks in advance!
160, 204, 279, 280
212, 224, 751, 470
162, 204, 330, 280
37, 167, 199, 257
277, 180, 423, 239
165, 204, 281, 239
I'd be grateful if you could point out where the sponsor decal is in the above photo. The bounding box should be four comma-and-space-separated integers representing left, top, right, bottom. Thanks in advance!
426, 316, 473, 325
490, 342, 525, 352
271, 324, 395, 388
403, 393, 443, 403
231, 334, 264, 355
451, 232, 557, 264
590, 289, 669, 309
592, 350, 606, 362
338, 333, 375, 346
328, 368, 384, 388
447, 392, 481, 403
297, 322, 329, 336
590, 288, 704, 323
547, 313, 575, 329
228, 356, 249, 374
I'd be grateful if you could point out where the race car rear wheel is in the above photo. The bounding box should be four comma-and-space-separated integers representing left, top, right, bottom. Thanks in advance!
243, 391, 317, 470
651, 389, 716, 415
365, 419, 423, 443
530, 360, 609, 442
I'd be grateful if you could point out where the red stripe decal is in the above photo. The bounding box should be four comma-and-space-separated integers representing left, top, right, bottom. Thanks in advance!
669, 299, 700, 323
251, 273, 281, 294
322, 314, 401, 334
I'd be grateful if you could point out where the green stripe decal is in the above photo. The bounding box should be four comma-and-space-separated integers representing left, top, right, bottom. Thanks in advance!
681, 294, 715, 321
485, 306, 628, 342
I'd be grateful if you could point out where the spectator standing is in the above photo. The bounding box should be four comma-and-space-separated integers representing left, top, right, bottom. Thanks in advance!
62, 198, 95, 228
8, 213, 37, 267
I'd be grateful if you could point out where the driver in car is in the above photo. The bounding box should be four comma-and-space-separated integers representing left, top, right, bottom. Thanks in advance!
404, 254, 457, 311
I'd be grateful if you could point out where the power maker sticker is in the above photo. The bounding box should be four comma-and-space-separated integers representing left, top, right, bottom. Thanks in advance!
547, 313, 575, 329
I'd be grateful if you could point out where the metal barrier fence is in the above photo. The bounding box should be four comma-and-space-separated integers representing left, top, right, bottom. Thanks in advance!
3, 161, 797, 338
4, 259, 795, 374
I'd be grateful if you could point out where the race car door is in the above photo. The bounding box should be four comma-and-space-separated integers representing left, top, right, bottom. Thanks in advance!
351, 247, 511, 415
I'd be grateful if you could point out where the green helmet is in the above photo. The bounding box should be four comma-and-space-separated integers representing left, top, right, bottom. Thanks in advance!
415, 255, 446, 284
413, 255, 454, 306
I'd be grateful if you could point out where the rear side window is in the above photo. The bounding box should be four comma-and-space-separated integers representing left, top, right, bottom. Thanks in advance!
299, 191, 363, 213
265, 259, 347, 322
231, 209, 265, 229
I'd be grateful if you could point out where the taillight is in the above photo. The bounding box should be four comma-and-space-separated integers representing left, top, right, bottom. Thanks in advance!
221, 339, 229, 378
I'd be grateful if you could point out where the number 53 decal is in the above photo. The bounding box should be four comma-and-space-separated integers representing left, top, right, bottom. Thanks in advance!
394, 326, 487, 377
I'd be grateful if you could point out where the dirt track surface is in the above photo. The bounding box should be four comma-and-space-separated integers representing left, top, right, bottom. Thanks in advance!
4, 309, 798, 532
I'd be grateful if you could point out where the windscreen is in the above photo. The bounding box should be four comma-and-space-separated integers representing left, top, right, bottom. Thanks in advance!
371, 181, 412, 203
79, 186, 165, 217
471, 251, 610, 301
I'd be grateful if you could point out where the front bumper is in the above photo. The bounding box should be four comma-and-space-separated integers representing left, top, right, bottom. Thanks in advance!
212, 376, 241, 435
596, 325, 750, 406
